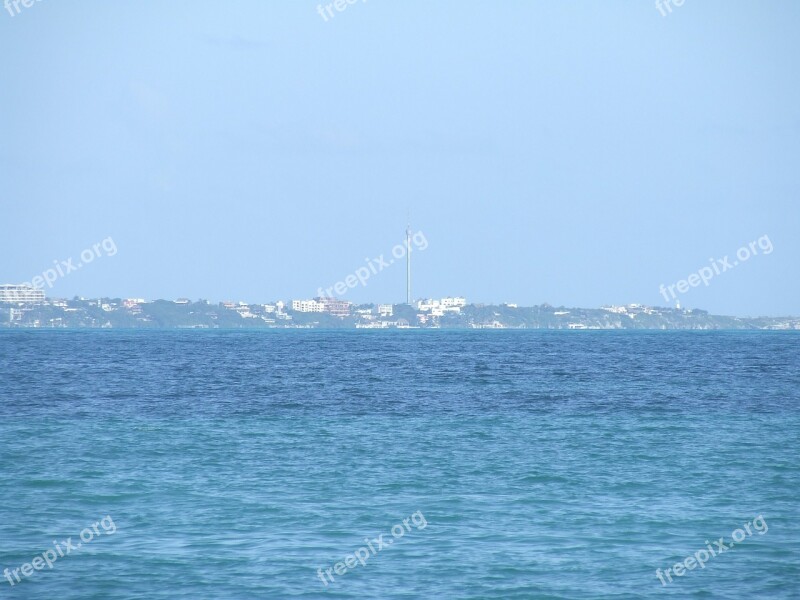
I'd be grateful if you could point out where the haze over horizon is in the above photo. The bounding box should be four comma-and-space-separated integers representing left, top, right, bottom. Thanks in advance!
2, 1, 798, 316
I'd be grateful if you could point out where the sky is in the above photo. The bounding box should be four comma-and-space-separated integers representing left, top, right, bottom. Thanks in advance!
1, 1, 798, 316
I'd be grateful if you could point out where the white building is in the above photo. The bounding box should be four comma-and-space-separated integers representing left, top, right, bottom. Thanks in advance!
0, 284, 45, 303
292, 299, 325, 313
378, 304, 393, 317
417, 299, 440, 311
441, 297, 466, 308
601, 305, 628, 314
419, 297, 466, 312
235, 305, 257, 318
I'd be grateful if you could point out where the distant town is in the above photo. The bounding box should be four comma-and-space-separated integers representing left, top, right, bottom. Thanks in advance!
0, 284, 797, 330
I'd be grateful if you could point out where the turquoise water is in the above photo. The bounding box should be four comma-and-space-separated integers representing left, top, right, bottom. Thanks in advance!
1, 330, 798, 598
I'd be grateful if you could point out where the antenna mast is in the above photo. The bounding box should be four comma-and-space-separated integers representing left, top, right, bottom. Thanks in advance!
406, 222, 412, 304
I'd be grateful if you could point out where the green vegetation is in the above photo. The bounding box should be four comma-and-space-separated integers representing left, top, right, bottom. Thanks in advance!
1, 298, 797, 330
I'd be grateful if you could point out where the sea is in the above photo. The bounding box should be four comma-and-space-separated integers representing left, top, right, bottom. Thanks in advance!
1, 330, 798, 599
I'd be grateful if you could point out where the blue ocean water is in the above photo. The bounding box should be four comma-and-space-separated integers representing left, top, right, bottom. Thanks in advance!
0, 330, 798, 599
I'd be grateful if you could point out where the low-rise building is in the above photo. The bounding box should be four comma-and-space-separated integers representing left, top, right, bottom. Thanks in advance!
316, 297, 352, 317
419, 297, 466, 312
601, 305, 628, 314
417, 299, 440, 311
0, 284, 45, 303
292, 299, 325, 313
235, 305, 257, 318
441, 296, 466, 308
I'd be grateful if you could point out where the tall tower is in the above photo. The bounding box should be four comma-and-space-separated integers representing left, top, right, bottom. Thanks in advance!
406, 223, 412, 305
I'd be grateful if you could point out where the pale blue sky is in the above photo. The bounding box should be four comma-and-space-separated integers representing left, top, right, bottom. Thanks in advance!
1, 1, 798, 315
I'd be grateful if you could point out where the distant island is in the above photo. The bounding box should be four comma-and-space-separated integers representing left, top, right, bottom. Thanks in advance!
0, 289, 797, 330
